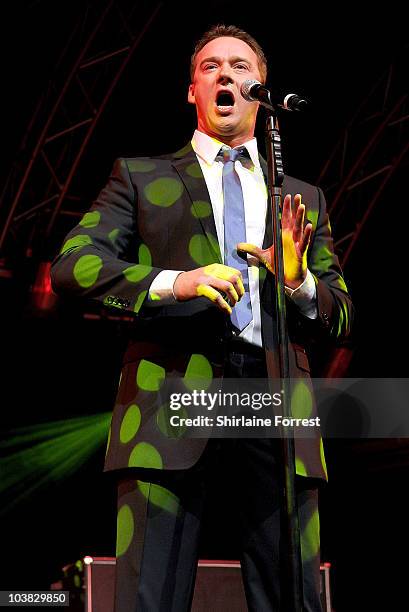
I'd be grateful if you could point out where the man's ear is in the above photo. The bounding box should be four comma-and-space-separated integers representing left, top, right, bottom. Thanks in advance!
187, 83, 195, 105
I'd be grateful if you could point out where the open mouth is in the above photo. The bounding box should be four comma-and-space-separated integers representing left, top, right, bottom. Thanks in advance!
216, 91, 235, 112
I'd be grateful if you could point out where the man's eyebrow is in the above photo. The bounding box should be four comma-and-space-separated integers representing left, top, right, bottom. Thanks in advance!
199, 56, 221, 66
230, 56, 252, 65
199, 56, 252, 67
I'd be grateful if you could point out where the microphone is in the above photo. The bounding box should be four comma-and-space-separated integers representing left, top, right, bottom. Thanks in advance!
240, 79, 309, 111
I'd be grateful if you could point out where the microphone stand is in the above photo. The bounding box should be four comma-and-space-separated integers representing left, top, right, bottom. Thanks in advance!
263, 99, 304, 611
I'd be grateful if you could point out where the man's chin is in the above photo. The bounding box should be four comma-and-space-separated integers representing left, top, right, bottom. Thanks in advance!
198, 118, 247, 142
210, 118, 238, 136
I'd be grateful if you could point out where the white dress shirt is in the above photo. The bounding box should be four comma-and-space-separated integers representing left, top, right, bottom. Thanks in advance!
149, 130, 317, 347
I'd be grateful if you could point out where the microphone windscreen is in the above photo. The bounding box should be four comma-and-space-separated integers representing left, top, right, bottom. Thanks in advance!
240, 79, 261, 101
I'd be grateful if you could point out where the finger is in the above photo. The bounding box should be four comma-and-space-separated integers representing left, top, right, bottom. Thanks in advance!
205, 263, 239, 283
229, 274, 245, 298
237, 276, 245, 297
237, 242, 273, 273
293, 193, 302, 215
208, 264, 244, 298
222, 269, 245, 298
299, 222, 312, 254
196, 284, 232, 314
282, 194, 292, 227
210, 276, 239, 305
238, 242, 274, 273
237, 242, 262, 259
293, 202, 305, 243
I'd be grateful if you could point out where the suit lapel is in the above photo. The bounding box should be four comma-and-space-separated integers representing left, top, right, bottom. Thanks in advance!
171, 144, 222, 264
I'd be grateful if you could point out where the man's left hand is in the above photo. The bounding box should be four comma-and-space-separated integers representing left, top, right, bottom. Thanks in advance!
238, 193, 312, 290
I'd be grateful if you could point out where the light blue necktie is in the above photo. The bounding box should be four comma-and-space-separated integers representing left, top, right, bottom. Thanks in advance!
219, 146, 253, 332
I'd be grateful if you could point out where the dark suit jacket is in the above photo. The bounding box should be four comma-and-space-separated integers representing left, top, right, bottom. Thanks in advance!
51, 143, 353, 480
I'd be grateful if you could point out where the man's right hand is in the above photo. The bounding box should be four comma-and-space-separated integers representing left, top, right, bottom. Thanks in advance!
173, 263, 245, 314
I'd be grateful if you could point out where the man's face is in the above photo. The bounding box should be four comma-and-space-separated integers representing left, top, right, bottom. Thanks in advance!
188, 36, 263, 145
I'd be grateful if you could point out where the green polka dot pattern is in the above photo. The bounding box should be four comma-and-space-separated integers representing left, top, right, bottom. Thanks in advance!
108, 228, 120, 243
138, 244, 152, 266
206, 233, 220, 258
336, 277, 348, 291
305, 209, 318, 229
137, 480, 179, 514
123, 265, 152, 283
79, 210, 101, 228
116, 504, 134, 557
172, 143, 192, 158
186, 162, 203, 178
144, 178, 183, 207
295, 456, 307, 477
60, 234, 92, 255
320, 438, 328, 480
128, 159, 157, 173
156, 403, 187, 439
301, 509, 320, 562
291, 381, 313, 419
105, 426, 111, 457
136, 359, 165, 391
134, 290, 148, 313
189, 233, 220, 266
73, 254, 103, 288
128, 442, 163, 469
313, 246, 334, 272
183, 354, 213, 391
191, 200, 212, 218
259, 267, 267, 281
120, 404, 142, 444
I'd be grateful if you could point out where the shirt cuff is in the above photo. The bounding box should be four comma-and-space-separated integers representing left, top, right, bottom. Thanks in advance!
147, 270, 184, 305
285, 269, 317, 319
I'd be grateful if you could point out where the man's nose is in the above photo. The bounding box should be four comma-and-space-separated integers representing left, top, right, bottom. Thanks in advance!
218, 64, 234, 84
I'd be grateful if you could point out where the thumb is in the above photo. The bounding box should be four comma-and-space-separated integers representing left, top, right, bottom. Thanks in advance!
237, 242, 262, 258
237, 242, 273, 272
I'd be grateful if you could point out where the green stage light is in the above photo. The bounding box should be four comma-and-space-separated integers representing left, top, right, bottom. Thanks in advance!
0, 412, 111, 515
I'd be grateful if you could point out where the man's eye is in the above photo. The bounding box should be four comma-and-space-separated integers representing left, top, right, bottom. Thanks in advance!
204, 64, 217, 71
235, 64, 248, 70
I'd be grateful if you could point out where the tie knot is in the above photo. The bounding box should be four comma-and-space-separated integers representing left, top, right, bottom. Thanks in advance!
217, 146, 248, 163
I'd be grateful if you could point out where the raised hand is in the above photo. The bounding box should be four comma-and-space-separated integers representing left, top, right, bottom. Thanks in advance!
238, 193, 312, 290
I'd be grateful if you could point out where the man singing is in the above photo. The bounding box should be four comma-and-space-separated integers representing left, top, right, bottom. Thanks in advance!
51, 24, 353, 612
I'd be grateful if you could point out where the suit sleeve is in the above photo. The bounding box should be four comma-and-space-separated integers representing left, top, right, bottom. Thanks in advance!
50, 158, 163, 314
305, 186, 354, 341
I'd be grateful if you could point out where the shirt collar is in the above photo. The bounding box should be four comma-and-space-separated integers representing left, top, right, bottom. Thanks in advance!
191, 129, 261, 169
